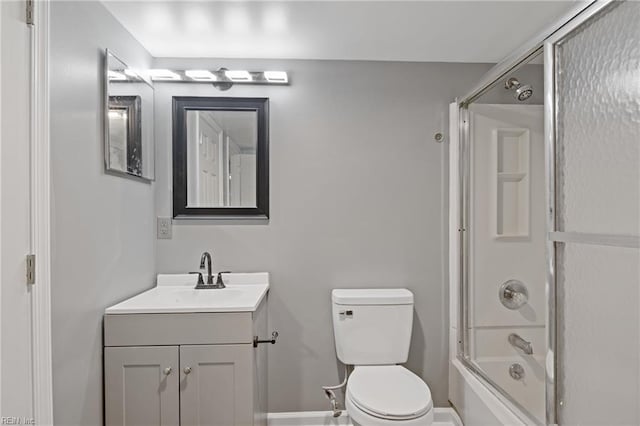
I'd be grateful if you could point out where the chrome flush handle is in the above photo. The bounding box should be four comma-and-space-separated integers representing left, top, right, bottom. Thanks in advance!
253, 331, 279, 348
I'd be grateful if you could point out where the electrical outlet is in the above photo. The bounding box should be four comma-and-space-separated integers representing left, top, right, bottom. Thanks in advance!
157, 217, 172, 239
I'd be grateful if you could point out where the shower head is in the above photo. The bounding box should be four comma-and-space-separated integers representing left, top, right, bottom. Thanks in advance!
514, 84, 533, 101
504, 77, 533, 101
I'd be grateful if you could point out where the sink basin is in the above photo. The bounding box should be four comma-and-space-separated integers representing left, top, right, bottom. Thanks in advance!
105, 273, 269, 314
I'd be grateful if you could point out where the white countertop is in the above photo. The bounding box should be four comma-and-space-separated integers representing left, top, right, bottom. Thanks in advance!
105, 273, 269, 314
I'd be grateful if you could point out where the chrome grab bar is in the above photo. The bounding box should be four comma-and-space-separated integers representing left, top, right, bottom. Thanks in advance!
508, 333, 533, 355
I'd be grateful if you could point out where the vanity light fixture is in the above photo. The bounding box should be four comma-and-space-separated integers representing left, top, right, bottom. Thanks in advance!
109, 69, 146, 83
264, 71, 288, 83
185, 70, 218, 82
107, 70, 126, 81
148, 69, 181, 81
146, 69, 290, 88
225, 70, 253, 81
108, 110, 127, 119
124, 68, 138, 78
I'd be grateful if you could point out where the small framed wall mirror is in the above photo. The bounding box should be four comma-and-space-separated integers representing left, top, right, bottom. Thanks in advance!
172, 97, 269, 219
105, 49, 155, 181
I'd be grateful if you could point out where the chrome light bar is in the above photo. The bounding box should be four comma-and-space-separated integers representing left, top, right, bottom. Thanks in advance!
147, 69, 289, 85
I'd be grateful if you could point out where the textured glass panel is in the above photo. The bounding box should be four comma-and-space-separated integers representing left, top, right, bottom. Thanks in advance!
558, 243, 640, 425
556, 1, 640, 235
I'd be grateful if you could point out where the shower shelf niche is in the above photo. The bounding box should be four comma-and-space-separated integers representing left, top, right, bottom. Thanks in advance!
493, 128, 530, 240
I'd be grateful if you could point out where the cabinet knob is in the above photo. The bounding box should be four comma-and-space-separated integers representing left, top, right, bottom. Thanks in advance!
183, 367, 192, 375
163, 367, 172, 375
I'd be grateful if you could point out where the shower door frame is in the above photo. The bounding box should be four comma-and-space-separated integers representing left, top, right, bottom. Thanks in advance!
543, 0, 639, 421
452, 1, 615, 425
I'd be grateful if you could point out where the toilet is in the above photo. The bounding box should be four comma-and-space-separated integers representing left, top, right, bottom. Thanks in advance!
331, 288, 434, 426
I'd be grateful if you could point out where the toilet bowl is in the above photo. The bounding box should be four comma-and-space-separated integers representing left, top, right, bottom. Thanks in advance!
346, 365, 433, 426
331, 289, 434, 426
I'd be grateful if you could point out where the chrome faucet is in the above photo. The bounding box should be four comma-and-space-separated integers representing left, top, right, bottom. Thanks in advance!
196, 252, 228, 289
199, 252, 214, 285
508, 333, 533, 355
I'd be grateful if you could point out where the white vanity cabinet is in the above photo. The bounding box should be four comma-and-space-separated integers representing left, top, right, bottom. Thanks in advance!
104, 345, 180, 425
179, 344, 253, 426
104, 293, 268, 426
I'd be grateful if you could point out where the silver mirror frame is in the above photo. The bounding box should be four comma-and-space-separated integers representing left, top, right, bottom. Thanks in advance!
104, 49, 155, 182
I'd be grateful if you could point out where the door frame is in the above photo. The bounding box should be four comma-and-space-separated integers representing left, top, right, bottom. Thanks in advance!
30, 0, 53, 423
0, 0, 52, 421
0, 0, 3, 412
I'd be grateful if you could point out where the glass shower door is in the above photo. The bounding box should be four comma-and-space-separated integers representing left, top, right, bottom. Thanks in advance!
546, 1, 640, 424
460, 54, 548, 424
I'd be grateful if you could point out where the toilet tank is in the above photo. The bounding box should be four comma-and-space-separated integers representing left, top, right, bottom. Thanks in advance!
331, 288, 414, 365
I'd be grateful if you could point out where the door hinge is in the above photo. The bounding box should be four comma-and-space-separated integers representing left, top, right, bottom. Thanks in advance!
26, 254, 35, 285
26, 0, 34, 26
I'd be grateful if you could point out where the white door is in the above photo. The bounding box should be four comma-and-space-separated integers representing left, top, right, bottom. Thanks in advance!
0, 0, 35, 421
196, 113, 224, 206
186, 112, 224, 207
227, 138, 241, 206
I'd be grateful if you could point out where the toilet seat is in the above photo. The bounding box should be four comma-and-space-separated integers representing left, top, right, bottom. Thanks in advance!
346, 365, 433, 421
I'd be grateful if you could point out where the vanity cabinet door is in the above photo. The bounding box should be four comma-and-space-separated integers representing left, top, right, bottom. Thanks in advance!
105, 346, 179, 426
180, 344, 254, 426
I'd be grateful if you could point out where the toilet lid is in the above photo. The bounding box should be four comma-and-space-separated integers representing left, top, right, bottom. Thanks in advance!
347, 365, 433, 421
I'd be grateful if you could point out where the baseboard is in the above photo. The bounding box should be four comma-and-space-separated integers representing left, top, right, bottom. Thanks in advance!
440, 407, 463, 426
267, 408, 463, 426
267, 411, 351, 426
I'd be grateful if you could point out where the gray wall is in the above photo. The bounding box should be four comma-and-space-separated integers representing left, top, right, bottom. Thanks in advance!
153, 58, 491, 411
50, 2, 156, 425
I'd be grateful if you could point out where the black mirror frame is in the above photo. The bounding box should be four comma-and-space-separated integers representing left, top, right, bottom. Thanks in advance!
172, 97, 269, 219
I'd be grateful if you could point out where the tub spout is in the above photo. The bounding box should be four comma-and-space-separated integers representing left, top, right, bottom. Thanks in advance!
508, 333, 533, 355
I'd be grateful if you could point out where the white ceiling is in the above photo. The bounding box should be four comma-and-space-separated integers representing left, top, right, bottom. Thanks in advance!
103, 1, 578, 63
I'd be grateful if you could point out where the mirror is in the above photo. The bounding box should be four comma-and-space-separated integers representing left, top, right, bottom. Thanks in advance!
172, 97, 269, 219
186, 110, 257, 208
105, 49, 155, 180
